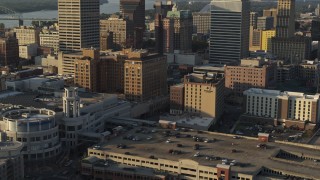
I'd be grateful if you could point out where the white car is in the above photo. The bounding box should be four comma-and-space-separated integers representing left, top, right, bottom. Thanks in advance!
194, 152, 200, 157
166, 139, 171, 143
146, 136, 153, 140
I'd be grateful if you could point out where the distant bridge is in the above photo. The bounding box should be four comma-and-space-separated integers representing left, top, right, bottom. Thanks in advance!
0, 6, 57, 26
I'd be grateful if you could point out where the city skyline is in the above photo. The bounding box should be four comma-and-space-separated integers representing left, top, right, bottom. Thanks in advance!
1, 0, 320, 179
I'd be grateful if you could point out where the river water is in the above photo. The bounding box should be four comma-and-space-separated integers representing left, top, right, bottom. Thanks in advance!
0, 0, 156, 28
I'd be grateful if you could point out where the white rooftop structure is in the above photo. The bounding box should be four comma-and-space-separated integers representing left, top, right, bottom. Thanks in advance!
244, 88, 320, 100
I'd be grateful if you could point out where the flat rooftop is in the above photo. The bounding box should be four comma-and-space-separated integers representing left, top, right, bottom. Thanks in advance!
244, 88, 320, 100
0, 91, 117, 111
3, 113, 51, 121
91, 127, 320, 179
160, 115, 214, 130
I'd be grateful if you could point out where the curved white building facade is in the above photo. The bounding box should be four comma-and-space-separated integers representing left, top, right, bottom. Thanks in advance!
0, 108, 61, 161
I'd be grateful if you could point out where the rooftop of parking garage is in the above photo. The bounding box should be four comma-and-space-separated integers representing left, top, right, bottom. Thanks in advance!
91, 127, 320, 179
82, 156, 168, 178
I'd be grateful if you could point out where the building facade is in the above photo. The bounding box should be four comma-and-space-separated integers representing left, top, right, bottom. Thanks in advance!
0, 108, 61, 161
244, 88, 320, 125
60, 87, 131, 148
250, 12, 258, 29
124, 50, 167, 102
100, 15, 130, 50
249, 27, 262, 51
263, 8, 277, 28
58, 48, 99, 76
225, 58, 277, 95
164, 8, 193, 53
271, 0, 311, 62
19, 43, 38, 60
120, 0, 145, 49
276, 0, 295, 38
58, 0, 100, 52
209, 0, 250, 64
261, 30, 276, 51
39, 28, 59, 54
192, 12, 210, 35
184, 73, 224, 120
0, 32, 19, 66
170, 84, 184, 115
271, 36, 312, 63
13, 26, 40, 45
0, 141, 24, 180
99, 54, 126, 93
257, 16, 274, 30
74, 54, 98, 92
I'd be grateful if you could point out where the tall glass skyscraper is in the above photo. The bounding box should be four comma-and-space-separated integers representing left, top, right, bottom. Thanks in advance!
58, 0, 100, 52
209, 0, 250, 65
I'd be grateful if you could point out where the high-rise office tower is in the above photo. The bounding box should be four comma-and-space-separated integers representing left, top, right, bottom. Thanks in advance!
58, 0, 100, 52
276, 0, 295, 38
193, 12, 211, 35
271, 0, 311, 62
210, 0, 250, 65
154, 0, 174, 54
164, 7, 193, 53
120, 0, 145, 49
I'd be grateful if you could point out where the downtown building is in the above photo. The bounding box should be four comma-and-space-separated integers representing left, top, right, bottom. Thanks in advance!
154, 0, 174, 54
163, 7, 193, 53
59, 87, 131, 149
58, 48, 99, 92
39, 27, 59, 54
100, 15, 130, 50
13, 26, 40, 45
184, 73, 224, 120
244, 88, 320, 128
0, 31, 19, 66
124, 50, 167, 102
271, 0, 311, 62
225, 58, 277, 95
120, 0, 145, 49
0, 108, 62, 161
209, 0, 250, 65
99, 52, 127, 93
58, 0, 100, 52
263, 8, 277, 28
193, 12, 211, 35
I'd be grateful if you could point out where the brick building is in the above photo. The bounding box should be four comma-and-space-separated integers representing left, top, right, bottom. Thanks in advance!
225, 58, 277, 95
124, 50, 167, 102
170, 84, 184, 115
